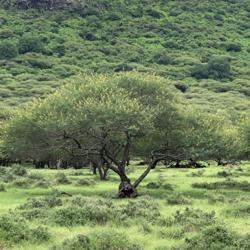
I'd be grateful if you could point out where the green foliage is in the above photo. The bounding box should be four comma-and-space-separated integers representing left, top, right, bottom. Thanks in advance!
51, 231, 142, 250
225, 42, 242, 52
191, 57, 231, 80
0, 214, 30, 243
76, 178, 96, 186
183, 225, 250, 250
192, 179, 250, 191
55, 172, 71, 184
166, 194, 192, 205
11, 164, 27, 176
0, 41, 18, 59
0, 0, 248, 113
31, 226, 50, 242
0, 183, 5, 192
18, 34, 44, 54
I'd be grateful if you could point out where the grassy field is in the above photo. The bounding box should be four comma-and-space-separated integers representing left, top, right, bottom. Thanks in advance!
0, 163, 250, 249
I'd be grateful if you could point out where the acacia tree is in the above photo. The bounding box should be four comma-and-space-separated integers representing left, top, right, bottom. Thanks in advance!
177, 108, 244, 165
0, 104, 14, 166
4, 73, 182, 197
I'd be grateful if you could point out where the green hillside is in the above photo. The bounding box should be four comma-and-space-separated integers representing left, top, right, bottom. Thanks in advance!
0, 0, 250, 113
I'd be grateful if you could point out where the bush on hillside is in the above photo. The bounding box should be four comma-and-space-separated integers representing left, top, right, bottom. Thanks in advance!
18, 34, 44, 54
225, 42, 242, 52
0, 41, 18, 59
191, 57, 231, 80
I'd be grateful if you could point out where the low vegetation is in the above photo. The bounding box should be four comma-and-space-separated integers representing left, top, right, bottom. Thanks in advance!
0, 164, 249, 249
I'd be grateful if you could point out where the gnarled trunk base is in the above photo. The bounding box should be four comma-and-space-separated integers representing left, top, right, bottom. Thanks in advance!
118, 181, 137, 198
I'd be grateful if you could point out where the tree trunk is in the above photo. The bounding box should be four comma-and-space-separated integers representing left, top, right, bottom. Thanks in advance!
92, 166, 97, 175
118, 179, 137, 198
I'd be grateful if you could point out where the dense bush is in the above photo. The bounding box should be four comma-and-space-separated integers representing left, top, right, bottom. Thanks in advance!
183, 225, 250, 250
119, 198, 160, 221
225, 42, 242, 52
191, 57, 231, 80
31, 226, 50, 242
11, 165, 27, 176
153, 51, 173, 65
166, 194, 192, 205
0, 184, 5, 192
18, 34, 44, 54
173, 207, 216, 229
217, 170, 232, 178
0, 214, 30, 243
0, 41, 18, 59
19, 194, 62, 210
76, 179, 96, 186
207, 57, 231, 80
54, 197, 114, 226
146, 181, 173, 190
55, 172, 71, 184
51, 231, 142, 250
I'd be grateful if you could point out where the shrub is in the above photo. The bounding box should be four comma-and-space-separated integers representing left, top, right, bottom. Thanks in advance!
139, 221, 153, 234
89, 230, 142, 250
207, 57, 231, 80
146, 181, 161, 189
230, 205, 250, 217
11, 178, 30, 188
55, 172, 71, 184
2, 172, 16, 183
0, 214, 30, 243
173, 207, 216, 230
76, 179, 95, 186
0, 42, 18, 59
11, 165, 27, 176
163, 40, 181, 49
0, 29, 14, 39
183, 225, 250, 250
50, 234, 90, 250
0, 184, 5, 192
54, 206, 87, 226
174, 83, 188, 93
191, 64, 209, 79
28, 172, 44, 181
20, 208, 47, 221
31, 226, 50, 242
147, 9, 162, 18
19, 198, 46, 210
27, 58, 53, 69
0, 167, 6, 176
190, 170, 205, 177
119, 198, 160, 221
162, 183, 174, 190
191, 57, 231, 80
225, 42, 242, 52
146, 181, 173, 190
206, 193, 225, 204
33, 179, 50, 188
19, 194, 62, 210
18, 34, 44, 54
217, 170, 232, 178
166, 194, 192, 205
54, 197, 113, 226
51, 231, 142, 250
153, 51, 173, 65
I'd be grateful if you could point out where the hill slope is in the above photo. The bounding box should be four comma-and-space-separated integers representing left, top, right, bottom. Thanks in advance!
0, 0, 250, 113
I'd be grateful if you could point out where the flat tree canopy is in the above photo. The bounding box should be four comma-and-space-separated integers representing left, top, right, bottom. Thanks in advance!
2, 72, 247, 197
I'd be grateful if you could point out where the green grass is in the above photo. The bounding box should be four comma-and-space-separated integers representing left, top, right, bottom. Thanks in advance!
0, 163, 250, 249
